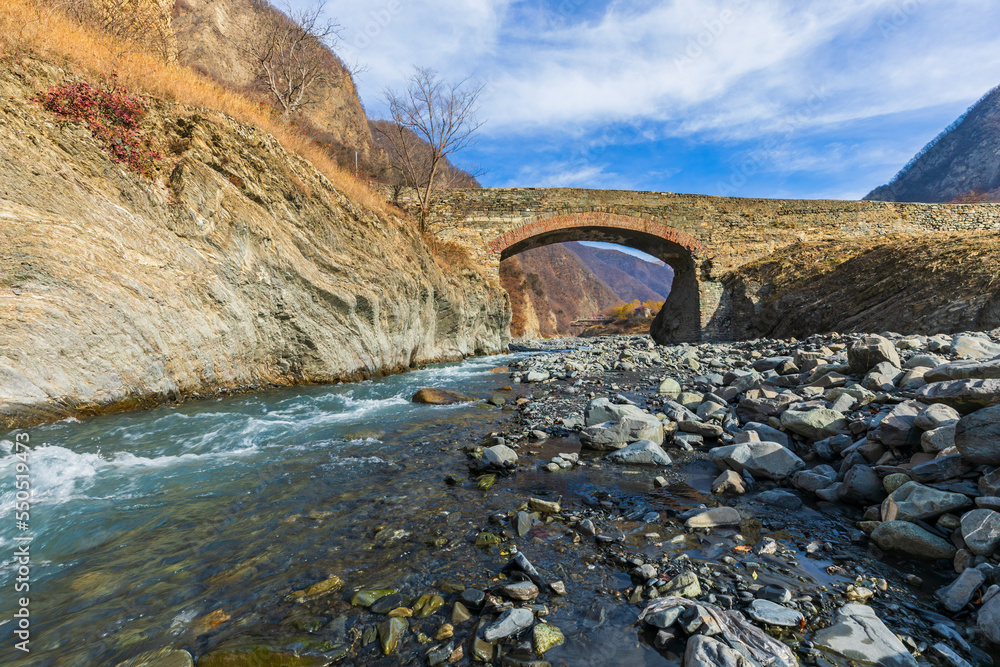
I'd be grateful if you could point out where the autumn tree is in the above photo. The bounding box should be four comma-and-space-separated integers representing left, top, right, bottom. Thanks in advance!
232, 0, 342, 123
375, 67, 484, 231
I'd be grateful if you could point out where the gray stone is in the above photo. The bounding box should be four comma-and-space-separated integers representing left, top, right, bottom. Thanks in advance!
981, 468, 1000, 496
781, 408, 850, 440
881, 482, 972, 522
581, 414, 663, 450
848, 335, 901, 375
606, 440, 673, 466
742, 421, 792, 448
871, 521, 957, 561
710, 441, 805, 480
905, 353, 946, 369
813, 604, 917, 667
926, 356, 1000, 383
921, 424, 956, 453
961, 509, 1000, 556
658, 571, 702, 597
839, 465, 885, 505
583, 397, 647, 426
657, 377, 681, 398
756, 489, 803, 510
712, 470, 746, 494
683, 635, 747, 667
915, 403, 961, 430
916, 379, 1000, 414
679, 420, 724, 438
685, 507, 741, 529
643, 606, 684, 629
500, 581, 539, 601
483, 607, 534, 641
955, 404, 1000, 464
879, 401, 923, 447
951, 335, 1000, 359
979, 591, 1000, 645
936, 566, 986, 613
746, 599, 804, 627
482, 445, 518, 467
525, 370, 550, 383
909, 455, 972, 483
792, 466, 838, 494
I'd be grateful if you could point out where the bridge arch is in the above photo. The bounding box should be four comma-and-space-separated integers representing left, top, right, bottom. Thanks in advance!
488, 212, 712, 343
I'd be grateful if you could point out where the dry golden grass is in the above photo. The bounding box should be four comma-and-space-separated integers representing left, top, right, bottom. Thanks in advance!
0, 0, 390, 215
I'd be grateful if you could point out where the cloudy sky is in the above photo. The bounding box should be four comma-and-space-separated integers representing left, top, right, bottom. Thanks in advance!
308, 0, 1000, 200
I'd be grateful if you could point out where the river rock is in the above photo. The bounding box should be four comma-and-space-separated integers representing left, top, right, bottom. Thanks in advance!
954, 404, 1000, 464
532, 623, 565, 653
659, 571, 702, 597
683, 635, 747, 667
910, 455, 972, 483
982, 469, 1000, 496
747, 599, 804, 627
839, 464, 884, 505
881, 482, 971, 522
921, 424, 956, 453
500, 581, 539, 601
658, 378, 682, 398
483, 608, 534, 641
793, 466, 838, 494
582, 414, 663, 450
781, 408, 849, 440
712, 470, 746, 494
525, 370, 550, 382
979, 592, 1000, 645
742, 422, 792, 448
114, 649, 194, 667
482, 444, 518, 467
914, 402, 961, 429
606, 439, 672, 466
951, 334, 1000, 359
870, 520, 957, 561
756, 489, 803, 510
926, 356, 1000, 383
848, 335, 901, 374
813, 603, 917, 667
709, 441, 805, 480
936, 566, 986, 613
916, 379, 1000, 413
685, 507, 741, 529
378, 617, 407, 655
583, 397, 647, 426
412, 388, 474, 405
961, 509, 1000, 556
880, 401, 922, 447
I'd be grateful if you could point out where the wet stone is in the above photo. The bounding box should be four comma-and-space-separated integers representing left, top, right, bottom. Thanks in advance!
532, 623, 565, 653
413, 593, 444, 618
370, 593, 409, 614
747, 599, 804, 627
114, 649, 194, 667
378, 617, 407, 655
483, 607, 534, 641
352, 588, 396, 608
500, 581, 539, 601
686, 507, 741, 529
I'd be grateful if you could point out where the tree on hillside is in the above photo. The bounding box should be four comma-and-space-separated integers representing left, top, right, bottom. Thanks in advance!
374, 67, 484, 232
232, 0, 343, 123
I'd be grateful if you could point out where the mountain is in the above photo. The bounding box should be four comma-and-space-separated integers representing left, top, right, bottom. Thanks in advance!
500, 245, 621, 338
565, 242, 674, 302
865, 85, 1000, 203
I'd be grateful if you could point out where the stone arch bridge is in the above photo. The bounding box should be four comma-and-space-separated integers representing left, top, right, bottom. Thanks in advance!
422, 188, 1000, 343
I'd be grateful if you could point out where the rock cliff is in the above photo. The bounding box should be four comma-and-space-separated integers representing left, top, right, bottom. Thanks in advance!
0, 62, 508, 427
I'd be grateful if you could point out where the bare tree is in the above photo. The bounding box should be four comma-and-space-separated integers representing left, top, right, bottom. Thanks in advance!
233, 0, 343, 123
375, 67, 485, 231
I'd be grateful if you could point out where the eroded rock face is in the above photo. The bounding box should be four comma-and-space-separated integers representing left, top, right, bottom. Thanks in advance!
0, 67, 507, 427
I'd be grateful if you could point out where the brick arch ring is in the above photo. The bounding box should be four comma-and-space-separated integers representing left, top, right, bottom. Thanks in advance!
487, 212, 708, 257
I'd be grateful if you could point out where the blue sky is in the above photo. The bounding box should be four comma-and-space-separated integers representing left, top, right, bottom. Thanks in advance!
318, 0, 1000, 201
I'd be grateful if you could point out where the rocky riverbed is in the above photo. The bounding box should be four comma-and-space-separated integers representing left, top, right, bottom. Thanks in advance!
107, 331, 1000, 667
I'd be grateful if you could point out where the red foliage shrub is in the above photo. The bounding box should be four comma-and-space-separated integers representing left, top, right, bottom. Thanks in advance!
37, 74, 162, 175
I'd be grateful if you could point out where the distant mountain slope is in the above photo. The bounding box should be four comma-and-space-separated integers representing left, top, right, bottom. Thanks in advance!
565, 242, 674, 302
865, 85, 1000, 203
500, 245, 621, 338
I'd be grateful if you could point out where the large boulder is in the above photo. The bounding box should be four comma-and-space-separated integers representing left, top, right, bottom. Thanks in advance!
951, 334, 1000, 359
848, 335, 901, 375
979, 591, 1000, 645
482, 445, 518, 468
709, 441, 805, 480
412, 388, 474, 405
870, 521, 957, 561
780, 409, 849, 440
581, 414, 664, 450
960, 509, 1000, 556
813, 604, 917, 667
879, 401, 922, 448
954, 404, 1000, 464
683, 635, 748, 667
916, 379, 1000, 413
657, 378, 681, 399
838, 465, 884, 505
925, 356, 1000, 383
881, 482, 971, 522
583, 397, 647, 426
606, 440, 672, 466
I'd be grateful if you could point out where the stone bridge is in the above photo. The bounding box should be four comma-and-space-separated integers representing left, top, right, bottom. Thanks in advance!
423, 188, 1000, 343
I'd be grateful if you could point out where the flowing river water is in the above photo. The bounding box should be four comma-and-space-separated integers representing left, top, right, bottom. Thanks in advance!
0, 352, 958, 666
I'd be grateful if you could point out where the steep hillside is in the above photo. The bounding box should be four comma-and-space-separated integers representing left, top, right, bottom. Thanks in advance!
866, 85, 1000, 203
724, 233, 1000, 339
172, 0, 373, 162
500, 245, 620, 338
565, 242, 673, 302
0, 55, 507, 427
